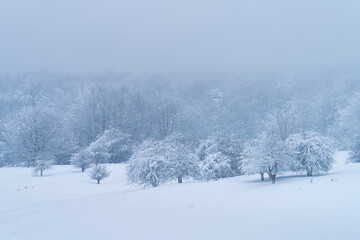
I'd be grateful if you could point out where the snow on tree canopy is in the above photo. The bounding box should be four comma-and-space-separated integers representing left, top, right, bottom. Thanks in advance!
199, 152, 233, 181
287, 131, 335, 176
163, 134, 200, 183
33, 155, 56, 176
127, 140, 168, 187
70, 149, 92, 172
197, 134, 243, 177
4, 104, 64, 167
127, 134, 199, 187
86, 128, 132, 164
242, 132, 294, 183
89, 165, 110, 184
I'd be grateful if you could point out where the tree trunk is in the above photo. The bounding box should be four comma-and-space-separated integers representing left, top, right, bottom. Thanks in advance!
178, 177, 182, 183
307, 170, 312, 176
260, 173, 264, 181
271, 174, 276, 184
97, 179, 100, 184
81, 167, 85, 173
40, 170, 43, 176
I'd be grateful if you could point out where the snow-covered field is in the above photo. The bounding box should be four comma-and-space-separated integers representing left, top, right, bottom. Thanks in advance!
1, 152, 359, 240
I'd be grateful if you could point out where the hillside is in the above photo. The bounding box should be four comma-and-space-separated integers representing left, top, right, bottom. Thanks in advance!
1, 152, 359, 240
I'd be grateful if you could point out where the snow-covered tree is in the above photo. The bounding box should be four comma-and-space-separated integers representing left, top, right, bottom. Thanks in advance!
89, 165, 110, 184
242, 138, 268, 181
127, 135, 199, 186
163, 134, 200, 183
33, 156, 55, 176
4, 104, 64, 167
70, 149, 92, 172
243, 132, 293, 183
197, 134, 243, 176
86, 128, 132, 164
217, 135, 244, 175
287, 131, 335, 176
127, 140, 168, 187
199, 152, 233, 181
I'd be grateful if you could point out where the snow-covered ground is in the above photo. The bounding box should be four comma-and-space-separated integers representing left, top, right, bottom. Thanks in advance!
1, 151, 359, 240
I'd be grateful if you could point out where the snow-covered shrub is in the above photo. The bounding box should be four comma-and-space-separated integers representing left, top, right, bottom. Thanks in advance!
70, 149, 92, 172
127, 140, 168, 187
243, 132, 293, 183
33, 157, 55, 176
89, 165, 110, 184
287, 131, 335, 176
199, 152, 233, 181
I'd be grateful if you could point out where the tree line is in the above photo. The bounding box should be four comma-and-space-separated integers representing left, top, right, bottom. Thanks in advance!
1, 71, 360, 184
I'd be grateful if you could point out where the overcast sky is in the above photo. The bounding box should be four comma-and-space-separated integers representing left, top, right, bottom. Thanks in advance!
1, 0, 360, 74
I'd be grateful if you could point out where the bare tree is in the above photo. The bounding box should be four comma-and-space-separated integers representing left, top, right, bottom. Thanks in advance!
154, 93, 179, 140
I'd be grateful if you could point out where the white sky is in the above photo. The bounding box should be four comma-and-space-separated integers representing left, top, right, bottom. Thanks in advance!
1, 0, 360, 74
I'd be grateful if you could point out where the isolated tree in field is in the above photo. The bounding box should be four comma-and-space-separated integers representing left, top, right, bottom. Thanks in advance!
127, 140, 168, 187
89, 165, 110, 184
243, 132, 293, 184
70, 149, 92, 172
34, 156, 55, 176
287, 131, 335, 176
164, 134, 200, 183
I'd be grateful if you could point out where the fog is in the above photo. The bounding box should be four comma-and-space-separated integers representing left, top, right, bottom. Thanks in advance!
1, 0, 360, 73
2, 0, 360, 164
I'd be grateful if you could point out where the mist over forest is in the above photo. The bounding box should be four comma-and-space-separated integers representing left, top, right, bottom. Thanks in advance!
1, 69, 360, 166
2, 1, 360, 239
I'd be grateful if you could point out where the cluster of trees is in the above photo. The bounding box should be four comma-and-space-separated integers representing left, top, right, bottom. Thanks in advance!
243, 130, 334, 184
0, 71, 359, 185
126, 114, 335, 186
127, 134, 242, 187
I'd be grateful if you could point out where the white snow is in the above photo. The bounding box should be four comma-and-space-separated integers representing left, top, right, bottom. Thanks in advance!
1, 151, 359, 240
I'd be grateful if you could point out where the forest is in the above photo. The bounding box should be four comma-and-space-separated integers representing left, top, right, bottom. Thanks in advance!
1, 70, 360, 184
